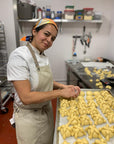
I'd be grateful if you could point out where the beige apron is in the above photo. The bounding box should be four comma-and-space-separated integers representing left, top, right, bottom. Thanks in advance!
14, 42, 54, 144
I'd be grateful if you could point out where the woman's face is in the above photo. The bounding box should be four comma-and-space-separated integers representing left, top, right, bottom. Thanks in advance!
31, 24, 58, 52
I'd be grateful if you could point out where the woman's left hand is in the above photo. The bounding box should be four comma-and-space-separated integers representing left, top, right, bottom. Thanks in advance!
62, 85, 80, 97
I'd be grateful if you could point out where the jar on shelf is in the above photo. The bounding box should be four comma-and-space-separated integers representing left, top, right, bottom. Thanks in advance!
55, 11, 62, 19
42, 7, 46, 18
83, 8, 94, 20
75, 10, 84, 20
46, 9, 51, 18
64, 10, 75, 20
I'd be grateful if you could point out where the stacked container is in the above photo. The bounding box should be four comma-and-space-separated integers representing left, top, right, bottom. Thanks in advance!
64, 6, 75, 20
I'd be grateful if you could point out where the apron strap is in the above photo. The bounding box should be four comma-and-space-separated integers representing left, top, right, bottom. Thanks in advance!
26, 42, 40, 71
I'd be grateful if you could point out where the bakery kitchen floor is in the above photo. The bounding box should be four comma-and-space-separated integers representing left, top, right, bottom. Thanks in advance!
0, 98, 57, 144
0, 98, 17, 144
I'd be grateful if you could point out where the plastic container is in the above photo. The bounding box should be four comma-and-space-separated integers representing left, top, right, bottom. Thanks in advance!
93, 12, 102, 20
75, 10, 84, 20
72, 52, 78, 65
83, 8, 94, 20
46, 9, 51, 18
64, 10, 75, 20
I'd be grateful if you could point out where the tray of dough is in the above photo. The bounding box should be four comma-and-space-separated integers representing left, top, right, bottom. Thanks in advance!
53, 89, 114, 144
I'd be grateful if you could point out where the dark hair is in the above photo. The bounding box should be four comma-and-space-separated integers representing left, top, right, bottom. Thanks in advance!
30, 24, 46, 42
30, 23, 58, 42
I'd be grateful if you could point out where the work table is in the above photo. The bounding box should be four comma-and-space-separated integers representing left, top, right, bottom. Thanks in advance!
53, 61, 114, 144
66, 60, 114, 95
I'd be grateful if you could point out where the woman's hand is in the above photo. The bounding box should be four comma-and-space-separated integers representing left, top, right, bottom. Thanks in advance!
60, 85, 80, 99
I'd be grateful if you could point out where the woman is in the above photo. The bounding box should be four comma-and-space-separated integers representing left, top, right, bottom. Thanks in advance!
7, 18, 80, 144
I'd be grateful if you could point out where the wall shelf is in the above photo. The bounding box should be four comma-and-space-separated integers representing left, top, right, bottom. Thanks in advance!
18, 18, 103, 24
18, 18, 103, 34
18, 19, 103, 33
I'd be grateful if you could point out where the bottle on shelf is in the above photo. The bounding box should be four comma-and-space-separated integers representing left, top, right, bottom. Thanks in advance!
42, 7, 46, 18
51, 11, 55, 19
55, 11, 62, 19
37, 7, 42, 19
46, 9, 51, 18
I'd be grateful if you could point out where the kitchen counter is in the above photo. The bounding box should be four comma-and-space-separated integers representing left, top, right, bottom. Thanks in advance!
66, 60, 114, 95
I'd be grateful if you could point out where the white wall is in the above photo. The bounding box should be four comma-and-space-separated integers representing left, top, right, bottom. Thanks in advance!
34, 0, 114, 82
0, 0, 16, 56
106, 0, 114, 60
0, 0, 114, 83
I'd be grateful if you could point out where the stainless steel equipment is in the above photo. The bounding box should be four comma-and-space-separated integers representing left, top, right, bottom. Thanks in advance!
0, 21, 13, 114
17, 0, 36, 19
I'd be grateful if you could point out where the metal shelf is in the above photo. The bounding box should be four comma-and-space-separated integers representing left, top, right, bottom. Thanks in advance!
18, 18, 103, 24
0, 22, 13, 114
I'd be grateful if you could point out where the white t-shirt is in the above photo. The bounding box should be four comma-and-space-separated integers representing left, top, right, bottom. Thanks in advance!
7, 43, 50, 105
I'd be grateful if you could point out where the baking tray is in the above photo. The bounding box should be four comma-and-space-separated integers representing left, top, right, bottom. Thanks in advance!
53, 89, 114, 144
